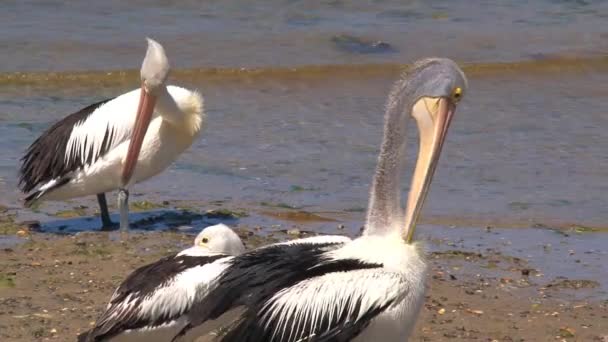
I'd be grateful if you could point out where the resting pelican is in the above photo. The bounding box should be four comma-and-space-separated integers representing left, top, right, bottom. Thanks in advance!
172, 58, 467, 341
78, 224, 245, 342
18, 38, 205, 230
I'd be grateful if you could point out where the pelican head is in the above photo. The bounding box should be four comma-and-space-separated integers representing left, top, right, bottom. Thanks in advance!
402, 58, 467, 242
141, 38, 170, 94
181, 224, 246, 256
121, 38, 171, 187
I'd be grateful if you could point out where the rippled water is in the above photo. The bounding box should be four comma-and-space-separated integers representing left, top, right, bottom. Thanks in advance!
0, 0, 607, 231
3, 0, 608, 71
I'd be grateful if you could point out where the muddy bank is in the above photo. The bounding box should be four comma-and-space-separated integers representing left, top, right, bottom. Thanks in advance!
1, 217, 606, 341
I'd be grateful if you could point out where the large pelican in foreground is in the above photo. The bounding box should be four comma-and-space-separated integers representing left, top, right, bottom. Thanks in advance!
173, 58, 467, 341
18, 38, 205, 230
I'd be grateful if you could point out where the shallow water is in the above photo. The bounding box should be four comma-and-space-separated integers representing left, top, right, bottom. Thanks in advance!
2, 0, 608, 71
424, 224, 608, 300
2, 68, 607, 228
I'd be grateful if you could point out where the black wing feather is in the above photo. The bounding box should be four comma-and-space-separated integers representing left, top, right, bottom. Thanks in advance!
174, 241, 382, 341
218, 262, 388, 342
82, 253, 226, 342
19, 98, 113, 195
221, 297, 393, 342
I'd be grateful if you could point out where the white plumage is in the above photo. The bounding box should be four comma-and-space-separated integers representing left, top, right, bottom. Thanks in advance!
79, 224, 244, 342
172, 58, 468, 342
19, 38, 204, 229
43, 86, 202, 200
274, 235, 352, 246
261, 236, 426, 342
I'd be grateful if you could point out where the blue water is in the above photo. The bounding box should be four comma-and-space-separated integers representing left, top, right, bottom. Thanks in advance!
1, 0, 608, 71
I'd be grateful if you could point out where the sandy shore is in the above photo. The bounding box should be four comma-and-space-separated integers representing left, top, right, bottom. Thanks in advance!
0, 226, 606, 342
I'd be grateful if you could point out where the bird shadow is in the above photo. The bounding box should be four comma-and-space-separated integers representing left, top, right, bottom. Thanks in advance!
27, 209, 240, 235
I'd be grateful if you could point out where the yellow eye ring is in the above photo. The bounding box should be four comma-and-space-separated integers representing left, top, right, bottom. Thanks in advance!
452, 87, 463, 102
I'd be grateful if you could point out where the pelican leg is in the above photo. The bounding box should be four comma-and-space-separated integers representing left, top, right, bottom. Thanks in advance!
118, 188, 130, 231
97, 193, 117, 230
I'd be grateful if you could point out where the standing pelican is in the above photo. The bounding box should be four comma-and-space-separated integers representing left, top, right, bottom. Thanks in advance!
173, 58, 467, 341
78, 224, 245, 342
18, 38, 205, 230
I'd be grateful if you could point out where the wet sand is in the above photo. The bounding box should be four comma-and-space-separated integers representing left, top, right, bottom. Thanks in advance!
1, 206, 606, 342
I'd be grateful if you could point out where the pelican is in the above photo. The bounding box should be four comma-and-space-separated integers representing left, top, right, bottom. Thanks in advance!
18, 38, 205, 230
172, 58, 467, 341
78, 224, 245, 342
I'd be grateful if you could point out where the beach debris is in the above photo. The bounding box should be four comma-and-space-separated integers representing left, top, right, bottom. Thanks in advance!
54, 208, 86, 218
466, 309, 484, 315
331, 34, 396, 54
205, 208, 248, 219
437, 308, 446, 315
260, 201, 302, 210
558, 326, 575, 338
0, 273, 16, 288
129, 210, 204, 229
130, 200, 164, 211
261, 210, 336, 223
571, 224, 599, 234
289, 185, 319, 192
431, 12, 449, 20
508, 201, 530, 211
33, 312, 53, 319
547, 278, 599, 290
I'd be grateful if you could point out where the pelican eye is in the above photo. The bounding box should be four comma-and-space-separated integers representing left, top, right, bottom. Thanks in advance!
201, 237, 209, 244
451, 87, 463, 102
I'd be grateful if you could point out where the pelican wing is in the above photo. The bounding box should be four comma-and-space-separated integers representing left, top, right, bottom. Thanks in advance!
220, 267, 404, 342
174, 238, 360, 340
19, 89, 143, 198
81, 253, 229, 342
19, 98, 112, 193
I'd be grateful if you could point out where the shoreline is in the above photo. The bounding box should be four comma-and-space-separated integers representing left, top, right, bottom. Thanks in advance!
2, 199, 608, 238
1, 207, 607, 340
1, 231, 606, 341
